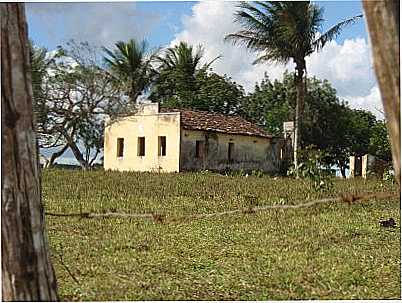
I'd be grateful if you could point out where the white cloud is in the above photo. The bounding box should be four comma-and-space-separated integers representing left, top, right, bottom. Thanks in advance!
170, 1, 294, 91
171, 1, 381, 116
343, 86, 384, 119
306, 38, 376, 97
27, 3, 161, 48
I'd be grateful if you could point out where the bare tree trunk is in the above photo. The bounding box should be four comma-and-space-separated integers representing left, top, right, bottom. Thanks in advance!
293, 68, 305, 178
68, 140, 90, 170
40, 153, 50, 168
363, 0, 400, 183
48, 143, 69, 167
293, 96, 300, 177
62, 129, 90, 169
1, 3, 58, 301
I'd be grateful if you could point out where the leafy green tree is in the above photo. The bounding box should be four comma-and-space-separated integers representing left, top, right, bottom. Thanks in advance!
301, 77, 352, 177
30, 41, 49, 101
225, 1, 362, 176
152, 67, 245, 115
345, 109, 377, 157
239, 72, 294, 135
241, 72, 377, 177
103, 39, 158, 104
150, 42, 244, 114
368, 120, 392, 162
150, 65, 197, 108
194, 71, 245, 114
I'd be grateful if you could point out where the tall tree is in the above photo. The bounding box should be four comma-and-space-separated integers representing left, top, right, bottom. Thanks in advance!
239, 72, 294, 136
38, 41, 129, 169
157, 41, 216, 73
103, 39, 158, 104
363, 0, 400, 183
195, 71, 244, 114
344, 109, 377, 157
240, 72, 383, 177
225, 1, 362, 177
30, 42, 71, 167
151, 61, 244, 114
30, 42, 49, 102
1, 3, 58, 300
368, 120, 392, 162
151, 41, 221, 108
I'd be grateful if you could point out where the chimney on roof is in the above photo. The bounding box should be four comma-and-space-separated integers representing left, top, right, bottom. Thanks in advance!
137, 102, 159, 115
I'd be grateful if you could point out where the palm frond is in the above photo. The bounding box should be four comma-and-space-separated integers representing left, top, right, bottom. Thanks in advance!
225, 31, 264, 50
102, 38, 158, 102
234, 2, 273, 32
313, 14, 363, 52
157, 41, 214, 75
201, 55, 222, 71
225, 1, 312, 65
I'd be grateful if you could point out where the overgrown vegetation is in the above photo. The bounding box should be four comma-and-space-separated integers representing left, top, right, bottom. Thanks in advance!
43, 170, 400, 300
241, 73, 392, 177
225, 1, 363, 176
288, 146, 334, 192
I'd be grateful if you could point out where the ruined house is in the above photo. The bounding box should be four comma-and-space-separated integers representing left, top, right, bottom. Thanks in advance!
104, 103, 289, 173
349, 154, 389, 178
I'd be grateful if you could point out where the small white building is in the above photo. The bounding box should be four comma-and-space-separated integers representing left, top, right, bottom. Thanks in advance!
103, 103, 290, 173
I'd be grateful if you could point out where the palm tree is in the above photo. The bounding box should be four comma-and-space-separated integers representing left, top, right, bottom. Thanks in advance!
103, 39, 158, 104
225, 1, 362, 176
157, 41, 220, 75
152, 41, 221, 107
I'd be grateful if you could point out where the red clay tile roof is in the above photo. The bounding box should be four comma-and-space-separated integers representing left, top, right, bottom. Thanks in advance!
161, 108, 272, 138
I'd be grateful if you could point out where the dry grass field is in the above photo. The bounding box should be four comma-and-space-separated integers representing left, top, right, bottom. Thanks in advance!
43, 169, 400, 300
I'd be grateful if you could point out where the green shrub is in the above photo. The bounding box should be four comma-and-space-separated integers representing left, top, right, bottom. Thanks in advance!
251, 169, 264, 178
383, 165, 396, 184
288, 146, 334, 192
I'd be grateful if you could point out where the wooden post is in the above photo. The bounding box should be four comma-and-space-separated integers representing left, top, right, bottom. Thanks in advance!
363, 0, 400, 183
1, 3, 58, 300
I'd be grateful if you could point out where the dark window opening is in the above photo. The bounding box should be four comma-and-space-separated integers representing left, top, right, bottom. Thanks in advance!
228, 142, 234, 162
117, 138, 124, 157
195, 140, 205, 159
138, 137, 145, 156
355, 156, 362, 176
158, 136, 166, 156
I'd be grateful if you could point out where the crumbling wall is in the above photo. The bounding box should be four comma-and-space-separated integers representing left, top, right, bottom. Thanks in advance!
350, 154, 390, 178
362, 154, 389, 178
179, 130, 284, 174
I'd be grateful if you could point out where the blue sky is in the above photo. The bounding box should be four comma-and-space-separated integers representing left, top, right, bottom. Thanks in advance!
27, 2, 195, 50
318, 1, 367, 40
26, 1, 380, 165
27, 1, 374, 98
27, 1, 367, 50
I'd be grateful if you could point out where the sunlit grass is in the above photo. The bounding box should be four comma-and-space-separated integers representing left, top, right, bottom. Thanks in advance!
43, 169, 400, 300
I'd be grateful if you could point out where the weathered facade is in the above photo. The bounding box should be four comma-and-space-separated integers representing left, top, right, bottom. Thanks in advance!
349, 154, 389, 178
104, 103, 288, 173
